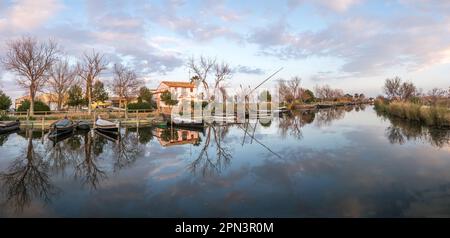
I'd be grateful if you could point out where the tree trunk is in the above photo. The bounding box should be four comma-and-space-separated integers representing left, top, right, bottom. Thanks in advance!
88, 86, 92, 114
87, 78, 92, 114
125, 101, 128, 119
30, 90, 35, 116
57, 95, 62, 111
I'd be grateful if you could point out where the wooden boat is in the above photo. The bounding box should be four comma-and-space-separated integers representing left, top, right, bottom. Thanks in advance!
167, 116, 204, 129
0, 120, 20, 134
95, 118, 119, 134
76, 120, 91, 130
48, 130, 73, 143
94, 129, 119, 141
158, 123, 205, 133
48, 119, 74, 139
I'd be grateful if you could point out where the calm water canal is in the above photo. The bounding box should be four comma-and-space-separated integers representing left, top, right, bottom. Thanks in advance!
0, 105, 449, 217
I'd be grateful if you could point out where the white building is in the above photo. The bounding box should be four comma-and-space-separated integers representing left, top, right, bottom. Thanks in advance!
154, 81, 198, 114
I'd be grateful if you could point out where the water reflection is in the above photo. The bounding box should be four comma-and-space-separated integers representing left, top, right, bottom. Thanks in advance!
0, 129, 58, 212
113, 128, 142, 171
0, 105, 449, 217
380, 112, 450, 148
189, 124, 232, 177
278, 110, 315, 139
73, 131, 107, 189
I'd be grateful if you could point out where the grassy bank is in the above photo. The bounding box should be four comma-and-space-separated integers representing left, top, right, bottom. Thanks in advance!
374, 99, 450, 128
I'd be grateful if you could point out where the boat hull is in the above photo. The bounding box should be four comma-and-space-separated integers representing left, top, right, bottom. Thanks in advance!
49, 119, 74, 139
48, 131, 73, 142
95, 119, 119, 134
0, 121, 20, 134
95, 129, 119, 141
76, 121, 91, 130
95, 127, 119, 133
48, 127, 74, 139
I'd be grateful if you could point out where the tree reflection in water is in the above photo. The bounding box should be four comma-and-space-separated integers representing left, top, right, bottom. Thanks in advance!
45, 132, 82, 175
0, 134, 9, 146
382, 114, 450, 148
0, 129, 58, 212
278, 110, 315, 139
188, 124, 232, 177
74, 131, 107, 190
314, 108, 346, 128
113, 128, 143, 171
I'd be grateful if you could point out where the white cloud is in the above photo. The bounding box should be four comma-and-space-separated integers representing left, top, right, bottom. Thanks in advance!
7, 0, 62, 30
288, 0, 361, 12
249, 14, 450, 76
234, 65, 265, 75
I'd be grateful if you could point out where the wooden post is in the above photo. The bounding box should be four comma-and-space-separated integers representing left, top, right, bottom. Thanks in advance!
93, 111, 96, 129
117, 121, 121, 141
136, 110, 139, 128
41, 117, 45, 131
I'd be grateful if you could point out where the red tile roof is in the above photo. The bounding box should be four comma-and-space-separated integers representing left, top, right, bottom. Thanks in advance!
160, 81, 195, 88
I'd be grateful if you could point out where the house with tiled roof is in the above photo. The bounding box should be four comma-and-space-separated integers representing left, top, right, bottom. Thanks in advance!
154, 81, 199, 113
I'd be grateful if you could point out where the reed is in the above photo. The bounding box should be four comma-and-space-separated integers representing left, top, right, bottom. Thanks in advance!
374, 99, 450, 128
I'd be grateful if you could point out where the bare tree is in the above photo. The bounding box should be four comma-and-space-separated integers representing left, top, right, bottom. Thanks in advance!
314, 84, 344, 101
399, 81, 416, 101
278, 77, 303, 103
112, 63, 143, 119
383, 77, 402, 99
288, 76, 302, 101
1, 36, 59, 115
213, 61, 232, 91
77, 50, 107, 114
188, 56, 216, 95
278, 79, 293, 103
427, 88, 446, 106
47, 59, 76, 111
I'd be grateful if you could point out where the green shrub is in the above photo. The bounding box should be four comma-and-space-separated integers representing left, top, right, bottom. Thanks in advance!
128, 102, 153, 110
17, 100, 50, 112
0, 90, 12, 110
0, 114, 11, 121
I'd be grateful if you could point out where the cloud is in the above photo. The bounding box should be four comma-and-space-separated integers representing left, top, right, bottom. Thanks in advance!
234, 65, 265, 75
288, 0, 361, 12
6, 0, 62, 30
249, 14, 450, 76
146, 0, 242, 42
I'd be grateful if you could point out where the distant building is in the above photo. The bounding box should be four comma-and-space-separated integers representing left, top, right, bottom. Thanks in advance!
15, 93, 60, 111
154, 81, 197, 114
108, 96, 138, 108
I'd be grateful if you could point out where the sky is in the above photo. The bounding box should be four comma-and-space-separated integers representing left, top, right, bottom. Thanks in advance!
0, 0, 450, 100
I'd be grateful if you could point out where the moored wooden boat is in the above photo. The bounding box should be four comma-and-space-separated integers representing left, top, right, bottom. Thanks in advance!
48, 118, 74, 139
95, 118, 120, 134
167, 116, 204, 129
94, 128, 120, 141
48, 130, 73, 143
0, 120, 20, 134
76, 120, 91, 130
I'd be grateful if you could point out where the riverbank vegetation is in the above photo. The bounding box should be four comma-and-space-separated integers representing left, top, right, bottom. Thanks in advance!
375, 77, 450, 128
278, 77, 371, 110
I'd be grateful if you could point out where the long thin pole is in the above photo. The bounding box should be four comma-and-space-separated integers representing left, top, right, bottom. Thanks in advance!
247, 67, 283, 96
237, 124, 283, 160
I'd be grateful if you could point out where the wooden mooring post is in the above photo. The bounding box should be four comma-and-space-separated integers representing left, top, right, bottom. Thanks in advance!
93, 111, 96, 129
